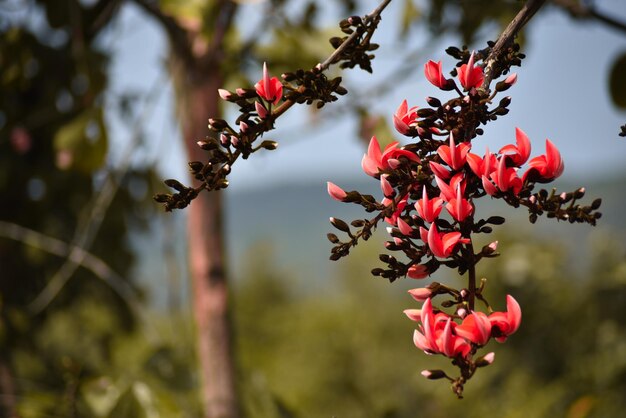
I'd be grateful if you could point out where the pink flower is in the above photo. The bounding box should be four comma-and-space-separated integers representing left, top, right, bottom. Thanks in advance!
429, 161, 451, 180
393, 99, 418, 135
437, 133, 471, 171
361, 136, 420, 177
408, 287, 432, 300
505, 73, 518, 85
467, 147, 497, 178
255, 101, 269, 119
424, 60, 450, 89
255, 62, 283, 105
383, 194, 408, 225
455, 311, 492, 346
412, 299, 471, 358
492, 156, 522, 195
435, 173, 465, 202
327, 182, 347, 201
415, 186, 444, 224
489, 295, 522, 343
445, 184, 473, 222
407, 265, 430, 280
524, 139, 564, 182
420, 225, 469, 258
458, 51, 484, 90
380, 175, 394, 197
499, 127, 531, 167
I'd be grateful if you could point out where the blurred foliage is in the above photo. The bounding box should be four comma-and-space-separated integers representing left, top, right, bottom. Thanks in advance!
232, 232, 626, 418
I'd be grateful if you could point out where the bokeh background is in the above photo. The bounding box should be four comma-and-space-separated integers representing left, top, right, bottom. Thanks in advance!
1, 0, 625, 416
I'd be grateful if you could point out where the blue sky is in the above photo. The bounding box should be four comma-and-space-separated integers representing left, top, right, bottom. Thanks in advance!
104, 0, 626, 196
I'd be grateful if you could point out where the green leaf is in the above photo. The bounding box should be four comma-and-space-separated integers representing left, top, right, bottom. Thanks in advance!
400, 0, 421, 39
53, 108, 108, 173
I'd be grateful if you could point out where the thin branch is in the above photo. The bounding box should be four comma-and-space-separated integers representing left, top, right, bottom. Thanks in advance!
0, 220, 158, 338
482, 0, 547, 89
132, 0, 191, 61
28, 72, 168, 314
271, 0, 393, 120
551, 0, 626, 34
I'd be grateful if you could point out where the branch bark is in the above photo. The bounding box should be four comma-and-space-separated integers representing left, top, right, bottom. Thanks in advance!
482, 0, 547, 89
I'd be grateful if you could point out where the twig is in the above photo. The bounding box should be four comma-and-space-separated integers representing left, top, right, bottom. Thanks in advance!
28, 72, 167, 314
482, 0, 547, 89
552, 0, 626, 34
0, 221, 157, 339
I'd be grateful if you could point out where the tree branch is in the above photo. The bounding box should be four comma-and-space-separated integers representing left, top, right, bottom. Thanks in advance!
552, 0, 626, 34
132, 0, 192, 62
482, 0, 547, 89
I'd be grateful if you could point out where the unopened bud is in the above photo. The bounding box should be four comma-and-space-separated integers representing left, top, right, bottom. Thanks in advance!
236, 88, 246, 96
239, 121, 249, 132
457, 308, 467, 319
475, 352, 495, 367
529, 195, 537, 204
421, 369, 447, 380
255, 101, 268, 119
218, 89, 231, 100
220, 133, 229, 146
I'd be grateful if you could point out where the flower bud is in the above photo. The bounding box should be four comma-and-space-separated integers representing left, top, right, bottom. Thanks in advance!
218, 89, 232, 100
475, 352, 495, 367
421, 370, 447, 380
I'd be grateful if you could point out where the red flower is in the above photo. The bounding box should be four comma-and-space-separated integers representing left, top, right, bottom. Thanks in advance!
420, 224, 469, 258
415, 186, 444, 224
499, 127, 531, 167
492, 156, 522, 195
383, 194, 408, 225
445, 184, 473, 222
255, 62, 283, 105
489, 295, 522, 343
393, 99, 418, 135
455, 311, 492, 346
435, 173, 465, 202
524, 139, 564, 182
411, 299, 471, 358
467, 147, 497, 178
361, 136, 420, 177
424, 60, 450, 89
437, 133, 471, 171
458, 51, 484, 90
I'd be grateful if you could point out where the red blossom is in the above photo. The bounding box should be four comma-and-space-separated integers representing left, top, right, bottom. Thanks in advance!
424, 60, 450, 89
458, 51, 484, 90
437, 133, 471, 171
254, 62, 283, 105
524, 139, 565, 182
445, 184, 473, 222
455, 311, 492, 346
415, 186, 444, 224
393, 99, 418, 135
361, 136, 420, 177
499, 127, 532, 167
420, 224, 469, 258
489, 295, 522, 343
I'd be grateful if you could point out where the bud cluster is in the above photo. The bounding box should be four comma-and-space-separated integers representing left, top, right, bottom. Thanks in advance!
155, 3, 390, 211
326, 43, 602, 396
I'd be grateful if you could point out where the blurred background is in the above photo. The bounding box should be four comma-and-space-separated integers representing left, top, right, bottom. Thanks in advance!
1, 0, 625, 416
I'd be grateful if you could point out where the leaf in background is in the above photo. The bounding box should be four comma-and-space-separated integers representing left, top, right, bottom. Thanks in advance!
53, 108, 108, 173
400, 0, 421, 39
609, 51, 626, 109
357, 110, 395, 149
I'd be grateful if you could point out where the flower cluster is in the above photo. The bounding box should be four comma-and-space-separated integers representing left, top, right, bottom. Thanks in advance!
327, 45, 601, 396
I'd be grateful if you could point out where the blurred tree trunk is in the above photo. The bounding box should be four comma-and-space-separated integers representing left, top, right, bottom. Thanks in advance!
135, 0, 240, 415
169, 58, 239, 418
171, 68, 239, 418
0, 352, 18, 418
